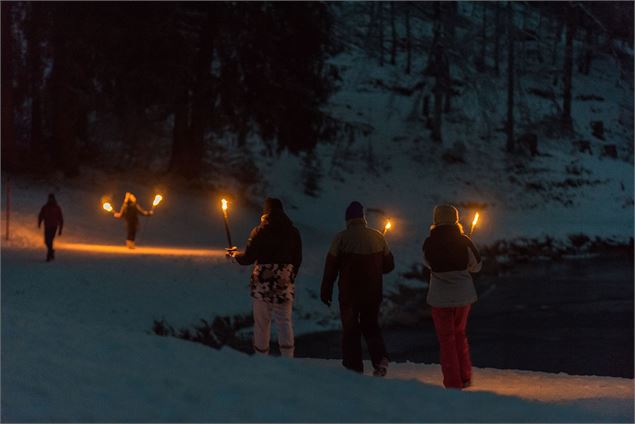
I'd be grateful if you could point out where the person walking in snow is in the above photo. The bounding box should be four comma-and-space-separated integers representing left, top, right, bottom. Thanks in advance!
422, 204, 482, 389
38, 193, 64, 262
228, 197, 302, 358
113, 192, 153, 249
320, 201, 394, 376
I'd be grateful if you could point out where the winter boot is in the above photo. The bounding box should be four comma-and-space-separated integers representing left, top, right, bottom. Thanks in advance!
126, 240, 135, 249
372, 357, 389, 377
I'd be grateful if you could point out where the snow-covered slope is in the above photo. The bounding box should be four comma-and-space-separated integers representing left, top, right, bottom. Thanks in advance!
3, 304, 633, 422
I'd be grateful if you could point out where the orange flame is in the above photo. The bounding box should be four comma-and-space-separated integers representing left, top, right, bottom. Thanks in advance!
472, 212, 479, 228
103, 202, 113, 212
221, 198, 228, 211
153, 194, 163, 207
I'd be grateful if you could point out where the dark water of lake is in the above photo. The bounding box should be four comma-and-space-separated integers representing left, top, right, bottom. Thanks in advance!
295, 256, 634, 378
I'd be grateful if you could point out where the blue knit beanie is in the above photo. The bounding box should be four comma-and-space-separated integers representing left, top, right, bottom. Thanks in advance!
345, 201, 364, 221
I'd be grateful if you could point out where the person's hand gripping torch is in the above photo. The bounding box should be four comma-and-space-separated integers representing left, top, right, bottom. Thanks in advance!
469, 212, 480, 237
221, 198, 237, 257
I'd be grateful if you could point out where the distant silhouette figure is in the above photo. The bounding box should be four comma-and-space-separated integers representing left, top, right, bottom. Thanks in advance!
38, 193, 64, 261
113, 192, 152, 249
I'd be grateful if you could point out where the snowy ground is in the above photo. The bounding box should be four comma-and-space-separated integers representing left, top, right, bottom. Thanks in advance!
2, 185, 633, 421
2, 302, 633, 422
2, 7, 633, 420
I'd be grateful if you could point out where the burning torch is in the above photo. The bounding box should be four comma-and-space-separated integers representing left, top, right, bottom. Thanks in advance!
102, 201, 114, 214
221, 198, 237, 254
383, 219, 392, 235
469, 212, 479, 236
152, 194, 163, 210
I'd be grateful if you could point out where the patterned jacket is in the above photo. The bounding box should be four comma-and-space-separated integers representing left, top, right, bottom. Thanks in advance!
235, 209, 302, 303
320, 218, 395, 305
422, 224, 482, 308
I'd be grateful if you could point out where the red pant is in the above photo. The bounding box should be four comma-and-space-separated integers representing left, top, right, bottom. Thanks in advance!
431, 305, 472, 389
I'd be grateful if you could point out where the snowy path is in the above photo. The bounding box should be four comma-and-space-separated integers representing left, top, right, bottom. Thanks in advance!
300, 359, 634, 422
2, 182, 633, 422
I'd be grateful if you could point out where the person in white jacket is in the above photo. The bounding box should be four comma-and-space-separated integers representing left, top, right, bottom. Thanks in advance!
422, 204, 482, 389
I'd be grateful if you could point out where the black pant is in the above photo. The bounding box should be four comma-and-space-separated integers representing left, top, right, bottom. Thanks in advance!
339, 300, 388, 373
44, 227, 57, 260
126, 222, 138, 242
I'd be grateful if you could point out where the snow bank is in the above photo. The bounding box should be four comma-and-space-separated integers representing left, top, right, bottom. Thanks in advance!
3, 308, 631, 423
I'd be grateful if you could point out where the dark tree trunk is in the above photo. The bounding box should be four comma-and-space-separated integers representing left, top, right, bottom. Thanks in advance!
366, 2, 378, 58
552, 17, 563, 66
188, 12, 215, 180
51, 8, 80, 176
405, 2, 411, 74
506, 1, 515, 153
432, 1, 441, 48
580, 26, 592, 75
494, 2, 501, 76
1, 2, 17, 171
520, 6, 526, 70
379, 2, 384, 66
478, 3, 487, 72
390, 2, 396, 65
446, 1, 458, 40
169, 10, 215, 180
28, 2, 43, 155
432, 83, 443, 143
562, 4, 576, 129
169, 89, 191, 176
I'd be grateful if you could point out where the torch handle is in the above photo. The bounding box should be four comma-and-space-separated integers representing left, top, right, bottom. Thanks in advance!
222, 212, 233, 249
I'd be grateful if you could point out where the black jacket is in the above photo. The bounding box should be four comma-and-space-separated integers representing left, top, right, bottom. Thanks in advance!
422, 225, 480, 273
321, 219, 394, 305
38, 201, 64, 230
235, 209, 302, 272
119, 201, 150, 226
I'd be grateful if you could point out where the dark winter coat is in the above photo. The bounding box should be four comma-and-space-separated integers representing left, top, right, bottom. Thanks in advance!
235, 209, 302, 273
38, 200, 64, 231
422, 225, 482, 307
119, 201, 151, 227
320, 218, 395, 305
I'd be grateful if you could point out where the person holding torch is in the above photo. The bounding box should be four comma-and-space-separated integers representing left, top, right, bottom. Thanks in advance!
227, 197, 302, 358
422, 204, 482, 389
320, 201, 395, 377
113, 192, 154, 249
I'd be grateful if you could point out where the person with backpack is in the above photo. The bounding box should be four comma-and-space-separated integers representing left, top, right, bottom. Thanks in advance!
113, 192, 153, 249
320, 201, 394, 376
38, 193, 64, 262
422, 204, 482, 389
228, 197, 302, 358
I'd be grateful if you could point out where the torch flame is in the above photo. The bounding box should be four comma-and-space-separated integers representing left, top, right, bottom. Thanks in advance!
383, 219, 392, 235
153, 194, 163, 207
472, 212, 479, 228
221, 198, 228, 211
103, 202, 113, 212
